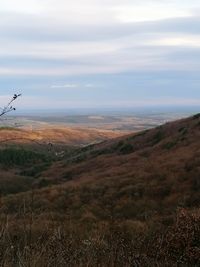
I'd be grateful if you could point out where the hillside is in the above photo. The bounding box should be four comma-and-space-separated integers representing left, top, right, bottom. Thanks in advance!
0, 114, 199, 266
0, 126, 120, 146
43, 113, 200, 193
0, 126, 120, 196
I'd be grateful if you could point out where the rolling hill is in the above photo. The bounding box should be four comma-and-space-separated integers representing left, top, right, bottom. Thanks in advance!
0, 114, 199, 266
0, 126, 120, 146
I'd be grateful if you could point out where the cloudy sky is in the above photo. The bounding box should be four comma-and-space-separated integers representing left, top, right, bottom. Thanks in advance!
0, 0, 200, 111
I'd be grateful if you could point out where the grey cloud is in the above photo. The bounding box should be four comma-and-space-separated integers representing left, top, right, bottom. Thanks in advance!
0, 7, 200, 78
1, 12, 200, 43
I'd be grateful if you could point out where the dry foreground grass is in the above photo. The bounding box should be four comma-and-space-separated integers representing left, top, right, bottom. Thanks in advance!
0, 114, 200, 266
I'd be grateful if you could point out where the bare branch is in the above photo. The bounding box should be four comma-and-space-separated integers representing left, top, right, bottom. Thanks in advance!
0, 93, 22, 118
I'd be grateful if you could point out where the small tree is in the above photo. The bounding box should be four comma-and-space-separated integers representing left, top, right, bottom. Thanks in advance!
0, 94, 21, 117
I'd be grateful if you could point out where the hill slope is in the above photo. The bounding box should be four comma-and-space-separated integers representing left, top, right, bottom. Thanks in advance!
0, 126, 120, 146
0, 114, 200, 266
43, 113, 200, 200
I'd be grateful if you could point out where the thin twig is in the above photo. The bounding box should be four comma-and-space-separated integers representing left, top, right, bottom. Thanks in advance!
0, 93, 21, 118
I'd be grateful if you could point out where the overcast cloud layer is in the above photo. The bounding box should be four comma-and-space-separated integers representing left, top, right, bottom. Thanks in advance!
0, 0, 200, 110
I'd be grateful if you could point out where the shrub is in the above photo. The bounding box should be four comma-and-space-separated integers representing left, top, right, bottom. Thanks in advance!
159, 209, 200, 266
119, 143, 134, 154
152, 130, 164, 145
0, 148, 50, 167
162, 141, 177, 150
193, 113, 200, 119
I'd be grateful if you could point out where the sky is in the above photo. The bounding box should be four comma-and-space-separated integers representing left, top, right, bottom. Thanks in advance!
0, 0, 200, 111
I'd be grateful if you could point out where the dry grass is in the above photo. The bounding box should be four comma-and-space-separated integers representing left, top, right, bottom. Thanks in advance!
0, 114, 200, 266
0, 126, 120, 146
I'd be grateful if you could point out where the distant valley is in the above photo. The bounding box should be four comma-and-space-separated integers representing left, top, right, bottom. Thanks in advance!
0, 112, 190, 133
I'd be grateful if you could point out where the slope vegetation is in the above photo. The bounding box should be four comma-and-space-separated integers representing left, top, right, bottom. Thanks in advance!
0, 114, 200, 266
0, 126, 120, 146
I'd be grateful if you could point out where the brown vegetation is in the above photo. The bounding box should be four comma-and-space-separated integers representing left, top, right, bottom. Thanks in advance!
0, 126, 120, 146
0, 114, 199, 266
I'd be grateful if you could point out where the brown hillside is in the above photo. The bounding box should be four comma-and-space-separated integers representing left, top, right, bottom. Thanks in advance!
0, 126, 121, 146
0, 114, 200, 266
43, 113, 200, 190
